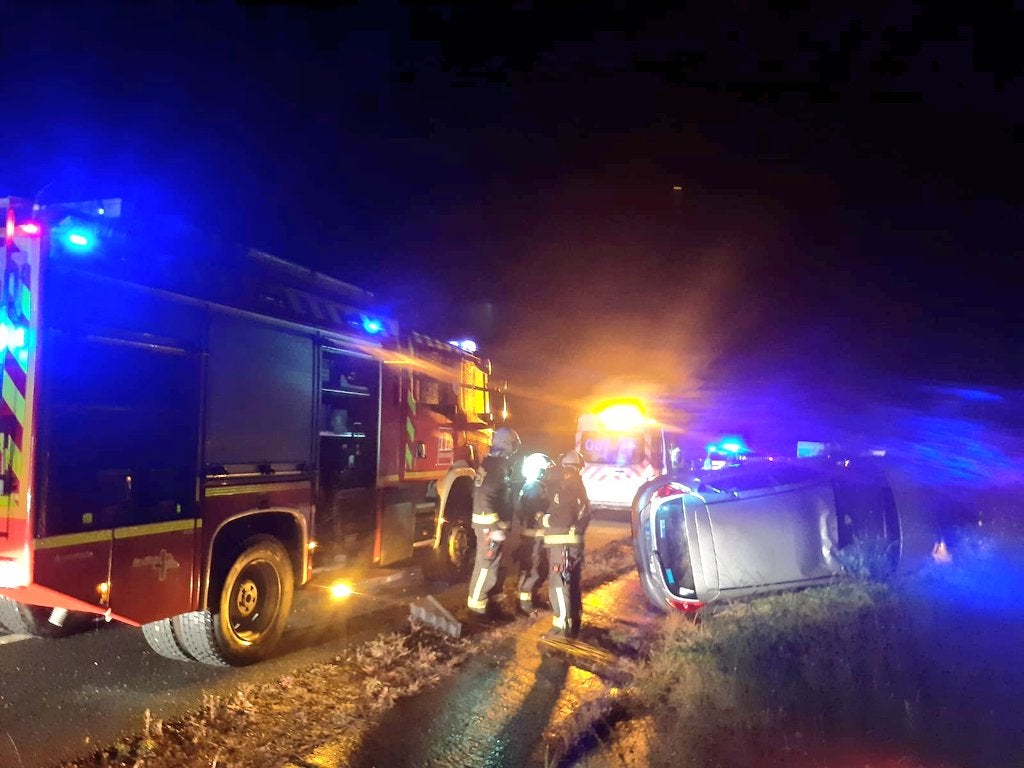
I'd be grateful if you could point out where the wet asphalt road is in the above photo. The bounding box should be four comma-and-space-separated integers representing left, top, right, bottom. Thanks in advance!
0, 520, 631, 768
0, 567, 431, 768
349, 573, 654, 768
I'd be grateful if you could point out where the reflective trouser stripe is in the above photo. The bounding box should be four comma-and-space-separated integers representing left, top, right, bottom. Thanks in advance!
472, 512, 499, 526
544, 533, 581, 545
468, 567, 490, 610
553, 586, 568, 629
518, 591, 532, 601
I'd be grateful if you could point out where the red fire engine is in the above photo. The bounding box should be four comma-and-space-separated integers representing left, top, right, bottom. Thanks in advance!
0, 196, 499, 665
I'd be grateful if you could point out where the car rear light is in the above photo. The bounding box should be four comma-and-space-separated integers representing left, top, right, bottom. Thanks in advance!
652, 482, 688, 499
667, 596, 704, 614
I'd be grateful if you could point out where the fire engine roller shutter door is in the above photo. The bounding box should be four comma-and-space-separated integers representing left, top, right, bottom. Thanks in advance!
35, 332, 202, 616
205, 315, 315, 467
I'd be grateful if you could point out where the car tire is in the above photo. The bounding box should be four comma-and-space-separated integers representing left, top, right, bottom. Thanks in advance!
172, 536, 294, 666
0, 596, 95, 638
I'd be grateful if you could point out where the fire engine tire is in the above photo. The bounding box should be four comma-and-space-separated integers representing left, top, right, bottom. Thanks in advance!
424, 520, 475, 583
0, 596, 95, 638
172, 537, 294, 666
141, 618, 195, 662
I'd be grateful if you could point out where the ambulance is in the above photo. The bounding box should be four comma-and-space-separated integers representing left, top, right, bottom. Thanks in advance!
574, 401, 668, 512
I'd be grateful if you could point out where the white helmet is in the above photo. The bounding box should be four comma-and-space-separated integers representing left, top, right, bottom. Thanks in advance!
491, 426, 522, 457
560, 450, 586, 471
521, 452, 555, 482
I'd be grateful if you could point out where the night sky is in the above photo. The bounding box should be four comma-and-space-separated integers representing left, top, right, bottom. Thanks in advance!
2, 2, 1021, 453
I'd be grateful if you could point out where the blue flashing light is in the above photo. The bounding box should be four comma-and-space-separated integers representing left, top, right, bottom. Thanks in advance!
361, 316, 384, 334
448, 339, 478, 354
53, 217, 99, 255
714, 436, 748, 455
0, 323, 26, 352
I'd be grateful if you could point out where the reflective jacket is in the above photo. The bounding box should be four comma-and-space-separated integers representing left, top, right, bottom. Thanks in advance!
517, 477, 550, 536
471, 453, 514, 528
542, 468, 589, 545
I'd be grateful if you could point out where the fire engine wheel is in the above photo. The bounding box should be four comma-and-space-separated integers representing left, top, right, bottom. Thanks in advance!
0, 596, 94, 638
172, 537, 294, 666
424, 520, 475, 582
141, 618, 194, 662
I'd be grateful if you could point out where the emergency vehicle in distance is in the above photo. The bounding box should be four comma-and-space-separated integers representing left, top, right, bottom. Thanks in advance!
0, 196, 502, 665
574, 400, 668, 512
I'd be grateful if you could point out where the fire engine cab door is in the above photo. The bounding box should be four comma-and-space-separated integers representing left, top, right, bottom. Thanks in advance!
42, 333, 200, 625
317, 348, 381, 567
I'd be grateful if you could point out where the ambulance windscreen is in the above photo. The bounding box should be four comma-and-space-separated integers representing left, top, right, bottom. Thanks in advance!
580, 432, 642, 466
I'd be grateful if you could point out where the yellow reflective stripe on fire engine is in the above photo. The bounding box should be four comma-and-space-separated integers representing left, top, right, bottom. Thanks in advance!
34, 529, 113, 550
2, 439, 21, 482
544, 533, 582, 545
472, 512, 499, 526
204, 480, 310, 498
34, 520, 202, 550
18, 274, 31, 322
405, 386, 417, 470
403, 470, 445, 480
113, 518, 198, 540
2, 370, 25, 423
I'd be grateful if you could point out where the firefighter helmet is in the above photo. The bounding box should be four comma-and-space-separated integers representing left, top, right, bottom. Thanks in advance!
521, 452, 555, 483
491, 426, 522, 456
560, 450, 586, 471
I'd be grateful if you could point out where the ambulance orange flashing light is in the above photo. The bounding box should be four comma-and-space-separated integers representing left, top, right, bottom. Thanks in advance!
595, 401, 649, 432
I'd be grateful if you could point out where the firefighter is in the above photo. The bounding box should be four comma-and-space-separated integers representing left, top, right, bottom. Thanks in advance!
466, 426, 522, 617
515, 453, 555, 615
542, 450, 590, 638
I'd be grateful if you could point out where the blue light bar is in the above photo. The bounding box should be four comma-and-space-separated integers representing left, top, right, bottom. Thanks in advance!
361, 316, 384, 334
53, 218, 99, 255
0, 323, 26, 351
447, 339, 477, 354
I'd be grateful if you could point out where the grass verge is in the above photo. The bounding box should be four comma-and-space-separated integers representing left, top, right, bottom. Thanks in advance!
575, 529, 1024, 768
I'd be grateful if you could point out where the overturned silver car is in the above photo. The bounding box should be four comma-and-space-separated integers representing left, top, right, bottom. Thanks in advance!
631, 457, 903, 612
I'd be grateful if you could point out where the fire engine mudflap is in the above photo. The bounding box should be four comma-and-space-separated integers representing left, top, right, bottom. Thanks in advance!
344, 572, 656, 768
